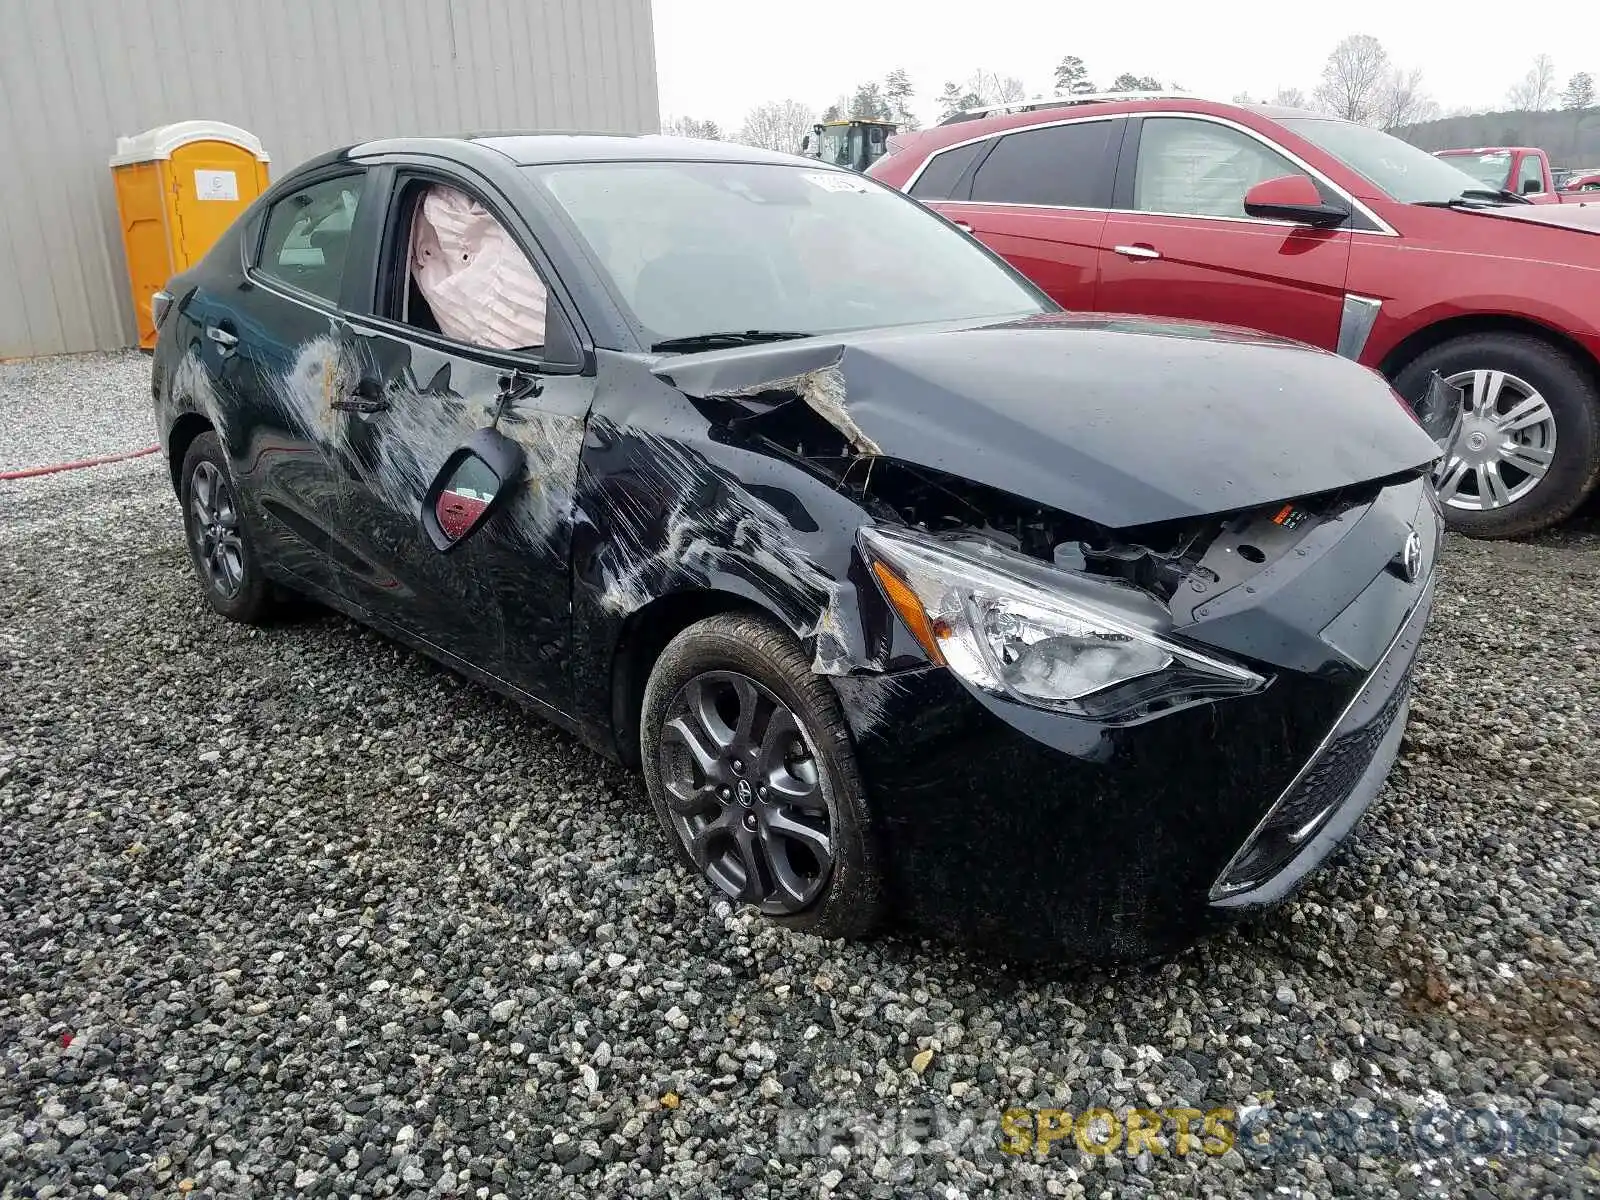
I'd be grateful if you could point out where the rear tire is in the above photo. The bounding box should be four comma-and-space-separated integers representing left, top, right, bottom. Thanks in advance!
179, 431, 280, 624
1392, 333, 1600, 538
640, 611, 884, 940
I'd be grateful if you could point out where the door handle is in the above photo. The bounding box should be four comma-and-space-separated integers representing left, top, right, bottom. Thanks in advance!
205, 326, 238, 349
331, 379, 389, 413
330, 393, 390, 413
1113, 244, 1161, 261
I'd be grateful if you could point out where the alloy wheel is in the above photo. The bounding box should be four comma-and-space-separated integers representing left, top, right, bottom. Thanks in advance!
1432, 368, 1557, 511
189, 460, 246, 598
658, 670, 834, 915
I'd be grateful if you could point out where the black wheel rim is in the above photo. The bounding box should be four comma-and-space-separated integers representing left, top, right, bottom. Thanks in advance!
659, 670, 834, 915
189, 460, 246, 599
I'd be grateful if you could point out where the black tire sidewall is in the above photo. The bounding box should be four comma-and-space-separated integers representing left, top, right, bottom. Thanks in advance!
639, 612, 883, 940
179, 432, 275, 623
1393, 334, 1600, 538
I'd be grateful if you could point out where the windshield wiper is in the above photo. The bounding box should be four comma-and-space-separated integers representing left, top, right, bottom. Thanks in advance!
1416, 187, 1533, 209
650, 330, 813, 353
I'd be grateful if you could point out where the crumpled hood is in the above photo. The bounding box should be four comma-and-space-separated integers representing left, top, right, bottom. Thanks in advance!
656, 314, 1441, 529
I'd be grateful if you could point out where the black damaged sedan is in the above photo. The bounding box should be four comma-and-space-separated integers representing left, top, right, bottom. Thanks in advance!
152, 134, 1441, 960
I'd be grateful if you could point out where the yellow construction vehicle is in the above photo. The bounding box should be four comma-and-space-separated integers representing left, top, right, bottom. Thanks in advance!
800, 118, 900, 173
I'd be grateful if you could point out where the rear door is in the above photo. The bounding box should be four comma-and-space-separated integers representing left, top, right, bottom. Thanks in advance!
208, 167, 375, 597
913, 118, 1121, 311
1096, 116, 1353, 348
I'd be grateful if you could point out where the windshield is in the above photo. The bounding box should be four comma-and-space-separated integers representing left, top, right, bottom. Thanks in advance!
819, 127, 853, 168
530, 161, 1048, 346
1279, 118, 1495, 204
1437, 151, 1512, 190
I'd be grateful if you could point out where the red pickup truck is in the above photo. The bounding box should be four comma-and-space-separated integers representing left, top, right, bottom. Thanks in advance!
1434, 146, 1582, 204
871, 97, 1600, 536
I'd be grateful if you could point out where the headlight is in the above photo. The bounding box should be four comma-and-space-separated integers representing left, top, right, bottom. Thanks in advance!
859, 525, 1267, 723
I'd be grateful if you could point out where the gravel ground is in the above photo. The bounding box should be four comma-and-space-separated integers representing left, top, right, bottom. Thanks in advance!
0, 351, 156, 474
2, 352, 1598, 1199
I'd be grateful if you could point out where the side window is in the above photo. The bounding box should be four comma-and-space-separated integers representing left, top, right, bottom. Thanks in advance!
396, 181, 549, 352
1518, 155, 1543, 194
257, 174, 364, 303
907, 141, 988, 202
1133, 118, 1310, 218
967, 121, 1114, 207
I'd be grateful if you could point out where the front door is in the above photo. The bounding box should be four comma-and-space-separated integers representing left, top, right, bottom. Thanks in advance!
1096, 116, 1353, 348
333, 171, 593, 707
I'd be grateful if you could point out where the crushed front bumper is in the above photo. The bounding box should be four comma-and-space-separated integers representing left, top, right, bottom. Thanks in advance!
834, 478, 1440, 961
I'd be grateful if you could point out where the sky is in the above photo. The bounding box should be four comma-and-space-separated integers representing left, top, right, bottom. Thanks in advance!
652, 0, 1597, 133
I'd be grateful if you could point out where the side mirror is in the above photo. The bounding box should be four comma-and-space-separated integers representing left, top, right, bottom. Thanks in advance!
1521, 177, 1541, 194
420, 427, 527, 552
1243, 174, 1348, 227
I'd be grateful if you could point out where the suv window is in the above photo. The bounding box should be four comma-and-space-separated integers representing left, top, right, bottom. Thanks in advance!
907, 141, 987, 202
257, 174, 364, 303
1133, 118, 1308, 218
1517, 154, 1544, 194
968, 120, 1114, 207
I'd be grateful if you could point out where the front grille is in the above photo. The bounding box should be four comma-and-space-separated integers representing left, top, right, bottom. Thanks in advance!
1264, 665, 1413, 842
1217, 663, 1413, 891
1211, 575, 1433, 899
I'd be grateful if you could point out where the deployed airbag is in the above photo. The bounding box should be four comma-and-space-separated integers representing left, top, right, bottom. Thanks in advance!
410, 184, 547, 350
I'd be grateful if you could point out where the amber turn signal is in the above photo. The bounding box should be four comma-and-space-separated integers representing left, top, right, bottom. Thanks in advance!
870, 559, 947, 666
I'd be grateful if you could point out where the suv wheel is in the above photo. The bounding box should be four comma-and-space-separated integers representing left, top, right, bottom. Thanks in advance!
1393, 332, 1600, 538
640, 611, 883, 939
179, 432, 280, 623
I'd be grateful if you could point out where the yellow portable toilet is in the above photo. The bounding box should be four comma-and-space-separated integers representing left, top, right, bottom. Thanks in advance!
110, 120, 271, 348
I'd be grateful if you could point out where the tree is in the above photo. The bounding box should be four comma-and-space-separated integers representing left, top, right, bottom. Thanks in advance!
1271, 86, 1310, 109
937, 82, 979, 122
663, 116, 721, 140
884, 68, 919, 129
1053, 56, 1093, 95
938, 70, 1026, 119
1563, 71, 1595, 110
851, 80, 891, 121
1507, 54, 1559, 111
1378, 67, 1438, 130
1313, 34, 1391, 124
1109, 73, 1163, 92
737, 100, 818, 154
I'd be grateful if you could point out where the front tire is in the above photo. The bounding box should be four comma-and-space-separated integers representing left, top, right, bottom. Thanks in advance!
179, 431, 279, 624
640, 612, 883, 939
1393, 333, 1600, 538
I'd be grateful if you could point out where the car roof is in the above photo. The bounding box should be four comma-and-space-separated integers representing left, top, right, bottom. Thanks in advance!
347, 131, 815, 168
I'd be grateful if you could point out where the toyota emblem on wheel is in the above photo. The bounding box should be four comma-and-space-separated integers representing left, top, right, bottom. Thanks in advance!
736, 778, 755, 807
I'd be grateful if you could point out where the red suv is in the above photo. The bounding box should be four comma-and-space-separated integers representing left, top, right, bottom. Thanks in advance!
871, 96, 1600, 537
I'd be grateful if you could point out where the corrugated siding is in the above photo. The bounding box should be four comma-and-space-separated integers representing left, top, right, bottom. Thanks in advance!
0, 0, 659, 356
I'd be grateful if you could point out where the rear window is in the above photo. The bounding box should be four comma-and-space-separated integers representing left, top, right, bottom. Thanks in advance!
908, 141, 987, 202
968, 120, 1115, 208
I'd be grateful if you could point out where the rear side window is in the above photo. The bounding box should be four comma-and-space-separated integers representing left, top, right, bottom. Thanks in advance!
257, 174, 364, 303
908, 141, 987, 201
968, 120, 1115, 207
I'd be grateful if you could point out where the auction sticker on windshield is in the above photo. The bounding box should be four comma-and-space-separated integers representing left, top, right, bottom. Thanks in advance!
804, 173, 872, 193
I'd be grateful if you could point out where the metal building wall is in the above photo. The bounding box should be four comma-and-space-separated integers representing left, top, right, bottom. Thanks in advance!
0, 0, 659, 357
